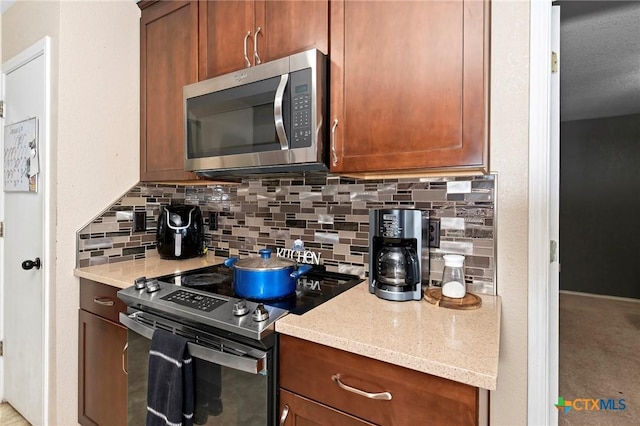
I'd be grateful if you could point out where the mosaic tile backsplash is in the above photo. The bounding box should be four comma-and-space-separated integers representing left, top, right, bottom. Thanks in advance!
77, 174, 496, 294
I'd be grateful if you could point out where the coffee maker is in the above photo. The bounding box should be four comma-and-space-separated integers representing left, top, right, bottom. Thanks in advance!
369, 209, 429, 301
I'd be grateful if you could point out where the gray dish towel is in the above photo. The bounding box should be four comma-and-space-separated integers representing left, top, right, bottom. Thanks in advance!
146, 328, 194, 426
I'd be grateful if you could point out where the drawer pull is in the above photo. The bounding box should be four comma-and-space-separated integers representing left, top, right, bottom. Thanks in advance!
93, 297, 115, 306
279, 404, 289, 425
122, 342, 128, 375
331, 374, 392, 400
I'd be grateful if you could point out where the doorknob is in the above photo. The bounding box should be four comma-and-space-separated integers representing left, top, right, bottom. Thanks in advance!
22, 257, 41, 270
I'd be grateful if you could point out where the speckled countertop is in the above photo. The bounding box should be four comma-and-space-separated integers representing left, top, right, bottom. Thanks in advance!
74, 254, 500, 390
276, 283, 501, 390
73, 252, 227, 289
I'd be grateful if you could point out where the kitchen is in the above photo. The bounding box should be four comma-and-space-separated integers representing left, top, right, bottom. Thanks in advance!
0, 1, 530, 425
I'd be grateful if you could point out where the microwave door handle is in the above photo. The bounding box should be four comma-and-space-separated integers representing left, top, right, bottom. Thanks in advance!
274, 73, 289, 150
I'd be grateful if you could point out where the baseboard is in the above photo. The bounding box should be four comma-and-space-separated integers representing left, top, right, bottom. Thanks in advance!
560, 289, 640, 303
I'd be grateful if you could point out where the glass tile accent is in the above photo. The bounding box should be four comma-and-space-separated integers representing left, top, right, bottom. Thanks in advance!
76, 174, 496, 294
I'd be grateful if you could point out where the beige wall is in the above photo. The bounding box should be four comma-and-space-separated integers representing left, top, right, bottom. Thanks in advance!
489, 1, 530, 425
2, 1, 139, 424
1, 0, 532, 424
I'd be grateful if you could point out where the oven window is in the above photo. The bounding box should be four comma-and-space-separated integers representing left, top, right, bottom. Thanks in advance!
127, 330, 270, 426
186, 76, 287, 159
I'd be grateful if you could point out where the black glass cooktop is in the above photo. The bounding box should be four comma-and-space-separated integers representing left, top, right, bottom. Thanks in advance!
155, 264, 363, 315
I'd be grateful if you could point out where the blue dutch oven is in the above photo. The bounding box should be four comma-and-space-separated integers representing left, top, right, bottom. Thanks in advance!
224, 249, 313, 300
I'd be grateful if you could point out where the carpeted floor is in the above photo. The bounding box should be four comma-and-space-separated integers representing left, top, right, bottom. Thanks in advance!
559, 292, 640, 425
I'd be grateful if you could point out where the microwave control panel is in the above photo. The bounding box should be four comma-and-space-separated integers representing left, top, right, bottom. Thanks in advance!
290, 68, 313, 148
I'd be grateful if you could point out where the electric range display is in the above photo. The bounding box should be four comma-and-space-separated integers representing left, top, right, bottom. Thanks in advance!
161, 290, 227, 312
157, 264, 363, 315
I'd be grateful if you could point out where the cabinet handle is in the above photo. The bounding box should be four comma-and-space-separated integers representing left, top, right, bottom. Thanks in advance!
330, 119, 339, 165
331, 374, 392, 400
254, 27, 262, 65
93, 297, 114, 306
279, 404, 289, 425
243, 31, 252, 68
122, 342, 128, 375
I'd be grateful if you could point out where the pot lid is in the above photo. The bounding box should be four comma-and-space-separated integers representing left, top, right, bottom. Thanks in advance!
233, 249, 297, 271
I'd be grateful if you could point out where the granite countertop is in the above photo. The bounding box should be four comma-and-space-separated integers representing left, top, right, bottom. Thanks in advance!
276, 283, 501, 390
74, 254, 500, 390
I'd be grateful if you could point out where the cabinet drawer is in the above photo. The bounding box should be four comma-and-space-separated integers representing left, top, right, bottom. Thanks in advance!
279, 389, 375, 425
79, 279, 127, 322
279, 335, 479, 426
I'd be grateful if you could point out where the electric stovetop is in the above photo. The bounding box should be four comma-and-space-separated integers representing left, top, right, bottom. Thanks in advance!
157, 264, 363, 315
118, 263, 363, 342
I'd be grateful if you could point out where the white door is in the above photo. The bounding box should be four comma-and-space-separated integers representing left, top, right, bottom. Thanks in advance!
1, 37, 51, 426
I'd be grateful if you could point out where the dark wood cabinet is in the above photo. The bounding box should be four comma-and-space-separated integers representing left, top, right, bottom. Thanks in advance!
279, 335, 480, 426
280, 389, 375, 426
78, 280, 127, 426
139, 0, 199, 182
199, 0, 328, 80
329, 0, 489, 175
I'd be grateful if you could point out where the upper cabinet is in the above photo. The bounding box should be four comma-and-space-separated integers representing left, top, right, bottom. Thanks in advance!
139, 0, 328, 182
199, 0, 328, 79
329, 0, 489, 175
140, 0, 199, 181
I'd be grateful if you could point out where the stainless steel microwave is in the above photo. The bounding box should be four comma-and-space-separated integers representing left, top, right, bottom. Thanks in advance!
183, 49, 327, 178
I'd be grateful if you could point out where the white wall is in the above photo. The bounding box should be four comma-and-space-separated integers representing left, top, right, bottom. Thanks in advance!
2, 1, 139, 424
489, 1, 531, 425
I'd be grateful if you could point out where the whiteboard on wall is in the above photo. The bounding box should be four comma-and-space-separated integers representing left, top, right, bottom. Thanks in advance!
4, 117, 39, 192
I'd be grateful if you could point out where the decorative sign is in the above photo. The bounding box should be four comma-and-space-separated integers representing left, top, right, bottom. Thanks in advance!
4, 117, 39, 192
276, 239, 322, 265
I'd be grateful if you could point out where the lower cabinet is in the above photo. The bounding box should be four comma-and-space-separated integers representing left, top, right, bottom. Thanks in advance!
78, 279, 127, 426
280, 389, 375, 425
279, 335, 481, 426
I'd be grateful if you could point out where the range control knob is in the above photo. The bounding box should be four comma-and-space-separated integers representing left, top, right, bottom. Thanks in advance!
252, 304, 269, 322
145, 279, 161, 293
134, 276, 147, 290
232, 299, 250, 316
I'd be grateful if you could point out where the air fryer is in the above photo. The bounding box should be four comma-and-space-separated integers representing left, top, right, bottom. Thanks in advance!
156, 205, 204, 260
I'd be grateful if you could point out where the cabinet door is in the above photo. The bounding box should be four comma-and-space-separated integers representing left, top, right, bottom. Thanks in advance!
255, 0, 328, 63
78, 309, 127, 426
330, 0, 488, 174
279, 389, 374, 426
199, 0, 255, 79
140, 1, 198, 181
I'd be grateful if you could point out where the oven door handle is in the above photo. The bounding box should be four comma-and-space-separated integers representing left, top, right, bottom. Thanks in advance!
119, 312, 267, 375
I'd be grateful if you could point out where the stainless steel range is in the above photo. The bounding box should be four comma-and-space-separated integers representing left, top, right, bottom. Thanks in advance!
118, 263, 362, 425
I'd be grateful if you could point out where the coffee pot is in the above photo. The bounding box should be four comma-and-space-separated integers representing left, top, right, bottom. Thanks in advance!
375, 245, 419, 286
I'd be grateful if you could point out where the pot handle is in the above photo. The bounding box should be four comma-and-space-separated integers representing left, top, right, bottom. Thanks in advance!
290, 264, 313, 279
223, 257, 239, 268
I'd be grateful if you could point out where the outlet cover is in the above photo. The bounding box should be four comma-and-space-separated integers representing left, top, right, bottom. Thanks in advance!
429, 219, 441, 248
209, 212, 218, 231
133, 211, 147, 232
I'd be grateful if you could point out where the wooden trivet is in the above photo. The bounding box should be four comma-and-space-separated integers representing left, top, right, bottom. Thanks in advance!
424, 288, 482, 310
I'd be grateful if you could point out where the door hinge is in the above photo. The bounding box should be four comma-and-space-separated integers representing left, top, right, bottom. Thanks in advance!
0, 100, 4, 118
0, 341, 3, 356
550, 240, 558, 263
0, 221, 4, 237
551, 51, 559, 73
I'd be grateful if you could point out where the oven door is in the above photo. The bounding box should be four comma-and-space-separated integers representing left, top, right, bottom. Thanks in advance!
121, 311, 276, 426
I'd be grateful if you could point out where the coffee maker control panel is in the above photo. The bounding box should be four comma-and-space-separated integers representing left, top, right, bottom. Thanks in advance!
379, 213, 403, 237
